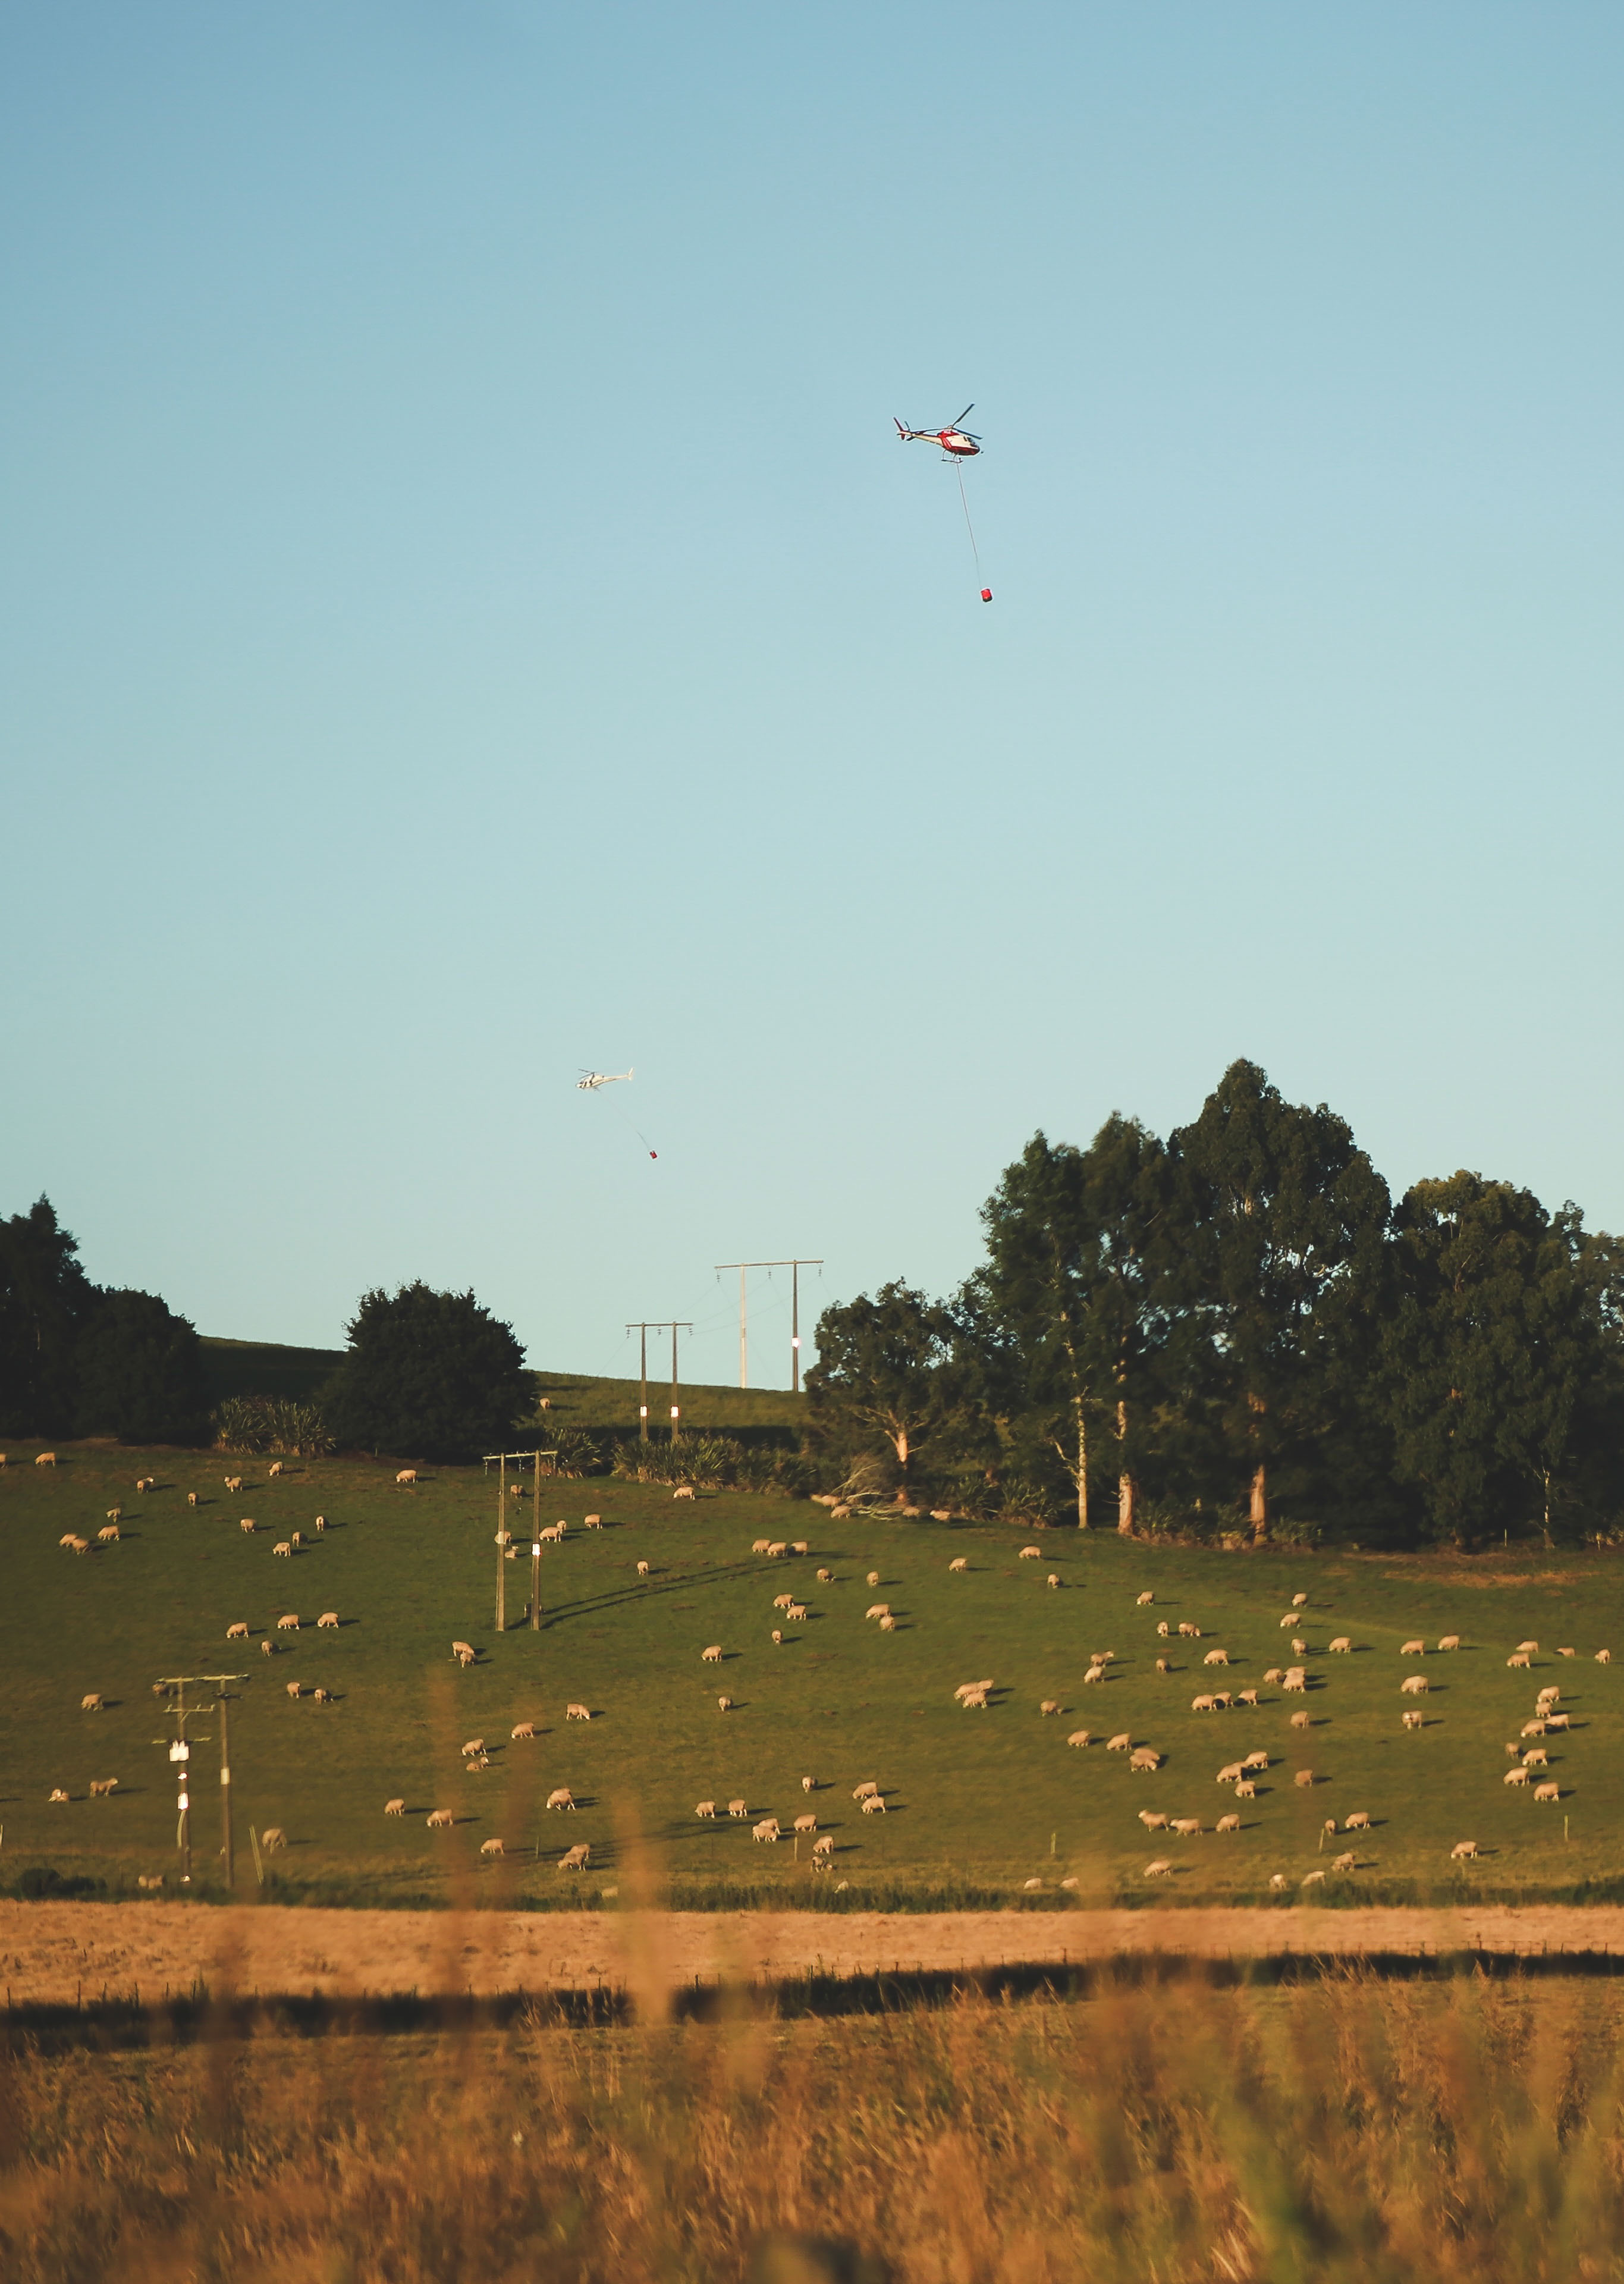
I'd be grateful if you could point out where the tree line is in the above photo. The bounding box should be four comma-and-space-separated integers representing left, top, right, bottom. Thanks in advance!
0, 1201, 527, 1461
805, 1061, 1624, 1551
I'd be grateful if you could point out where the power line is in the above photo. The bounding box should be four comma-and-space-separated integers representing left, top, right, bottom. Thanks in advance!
712, 1259, 823, 1391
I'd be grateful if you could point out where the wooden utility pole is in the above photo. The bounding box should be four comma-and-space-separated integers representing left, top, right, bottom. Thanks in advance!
484, 1450, 555, 1629
624, 1323, 691, 1443
532, 1448, 542, 1630
714, 1260, 823, 1391
152, 1671, 246, 1888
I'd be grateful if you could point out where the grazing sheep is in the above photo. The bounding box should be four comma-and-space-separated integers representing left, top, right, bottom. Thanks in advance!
1155, 1658, 1170, 1674
1450, 1840, 1478, 1859
787, 1602, 808, 1621
1106, 1732, 1132, 1752
773, 1592, 795, 1610
80, 1692, 104, 1711
1537, 1685, 1561, 1706
1136, 1590, 1154, 1606
1282, 1673, 1308, 1694
48, 1788, 69, 1803
771, 1630, 783, 1646
64, 1536, 89, 1554
753, 1818, 781, 1843
285, 1681, 302, 1699
946, 1558, 968, 1573
584, 1514, 602, 1530
97, 1524, 120, 1543
702, 1645, 723, 1662
1202, 1648, 1230, 1668
1217, 1761, 1244, 1784
1332, 1852, 1357, 1872
312, 1688, 332, 1705
1400, 1676, 1428, 1695
861, 1794, 887, 1815
89, 1777, 118, 1797
1130, 1747, 1161, 1772
385, 1799, 405, 1815
812, 1834, 834, 1861
1019, 1546, 1042, 1560
1597, 1648, 1612, 1664
546, 1788, 576, 1812
866, 1572, 881, 1587
717, 1696, 733, 1712
802, 1775, 816, 1792
1545, 1712, 1572, 1730
865, 1603, 891, 1621
1292, 1639, 1308, 1656
396, 1470, 417, 1485
696, 1801, 717, 1819
1264, 1670, 1283, 1686
727, 1799, 749, 1818
1290, 1709, 1311, 1731
106, 1506, 122, 1524
753, 1539, 772, 1554
273, 1542, 293, 1560
1329, 1637, 1352, 1654
1190, 1694, 1217, 1714
1066, 1730, 1091, 1749
1294, 1770, 1315, 1789
1507, 1652, 1531, 1670
452, 1641, 476, 1664
461, 1737, 486, 1758
559, 1843, 591, 1870
1516, 1639, 1540, 1655
1401, 1639, 1425, 1656
853, 1781, 879, 1799
480, 1838, 504, 1858
225, 1476, 243, 1494
1157, 1621, 1170, 1639
137, 1874, 165, 1890
1292, 1592, 1308, 1608
1139, 1810, 1168, 1831
277, 1613, 300, 1630
1268, 1873, 1288, 1891
1438, 1634, 1460, 1652
1169, 1818, 1202, 1838
1144, 1859, 1173, 1878
1346, 1811, 1372, 1830
510, 1723, 536, 1742
1301, 1870, 1326, 1888
878, 1614, 897, 1633
317, 1611, 338, 1629
260, 1639, 275, 1658
1279, 1615, 1298, 1630
1402, 1709, 1424, 1730
1504, 1767, 1530, 1787
793, 1813, 817, 1834
1522, 1747, 1549, 1768
240, 1519, 256, 1535
1324, 1818, 1338, 1837
1235, 1780, 1257, 1800
673, 1486, 696, 1501
268, 1461, 283, 1479
1047, 1573, 1061, 1589
566, 1702, 590, 1721
1083, 1666, 1106, 1685
261, 1827, 287, 1851
1243, 1750, 1270, 1771
1216, 1813, 1240, 1834
791, 1541, 809, 1556
226, 1623, 249, 1641
1237, 1688, 1259, 1708
36, 1452, 57, 1467
815, 1567, 834, 1583
1534, 1781, 1561, 1803
1506, 1742, 1521, 1756
1178, 1623, 1200, 1639
637, 1561, 650, 1578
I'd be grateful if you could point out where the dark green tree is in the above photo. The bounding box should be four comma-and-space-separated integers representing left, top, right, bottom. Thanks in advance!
74, 1289, 208, 1444
0, 1197, 95, 1438
323, 1282, 529, 1463
967, 1119, 1171, 1530
1169, 1061, 1391, 1543
805, 1282, 980, 1504
1381, 1173, 1609, 1547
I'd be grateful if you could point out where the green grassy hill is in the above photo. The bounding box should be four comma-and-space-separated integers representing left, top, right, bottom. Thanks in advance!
3, 1439, 1620, 1908
199, 1339, 806, 1437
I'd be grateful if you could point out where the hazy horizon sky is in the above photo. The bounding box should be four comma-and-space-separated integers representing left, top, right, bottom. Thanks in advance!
4, 4, 1621, 1388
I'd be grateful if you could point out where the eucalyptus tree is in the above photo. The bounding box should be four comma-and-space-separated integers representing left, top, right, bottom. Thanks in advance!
805, 1281, 979, 1505
968, 1118, 1171, 1530
1169, 1062, 1390, 1544
0, 1196, 95, 1438
1382, 1172, 1611, 1546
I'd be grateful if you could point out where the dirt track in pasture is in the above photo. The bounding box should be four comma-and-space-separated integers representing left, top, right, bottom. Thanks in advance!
5, 1901, 1624, 2007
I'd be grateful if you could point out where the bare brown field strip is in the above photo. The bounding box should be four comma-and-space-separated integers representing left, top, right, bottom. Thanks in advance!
7, 1900, 1624, 2006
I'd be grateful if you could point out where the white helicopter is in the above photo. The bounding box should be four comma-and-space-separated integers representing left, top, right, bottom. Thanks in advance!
894, 403, 981, 459
577, 1066, 633, 1091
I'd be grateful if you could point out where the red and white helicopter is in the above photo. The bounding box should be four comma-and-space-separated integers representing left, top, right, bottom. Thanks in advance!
894, 404, 981, 459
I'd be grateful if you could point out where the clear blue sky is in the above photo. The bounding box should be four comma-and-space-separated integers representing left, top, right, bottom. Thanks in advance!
3, 3, 1620, 1388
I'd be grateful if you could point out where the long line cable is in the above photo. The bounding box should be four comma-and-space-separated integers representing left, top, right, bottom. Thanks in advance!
956, 465, 991, 600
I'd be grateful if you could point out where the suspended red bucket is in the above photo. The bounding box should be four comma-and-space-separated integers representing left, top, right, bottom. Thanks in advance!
980, 588, 992, 602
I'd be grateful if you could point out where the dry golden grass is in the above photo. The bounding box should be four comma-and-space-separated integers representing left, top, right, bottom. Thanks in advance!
5, 1970, 1624, 2282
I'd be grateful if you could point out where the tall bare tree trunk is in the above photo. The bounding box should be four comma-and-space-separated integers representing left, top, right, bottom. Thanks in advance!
1075, 1397, 1088, 1529
1116, 1397, 1136, 1535
1248, 1394, 1268, 1544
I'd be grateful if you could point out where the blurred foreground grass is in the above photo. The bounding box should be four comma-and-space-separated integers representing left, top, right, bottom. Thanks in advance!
6, 1968, 1624, 2282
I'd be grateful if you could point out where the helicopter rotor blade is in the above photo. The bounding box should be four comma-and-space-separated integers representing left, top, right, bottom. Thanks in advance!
951, 403, 975, 429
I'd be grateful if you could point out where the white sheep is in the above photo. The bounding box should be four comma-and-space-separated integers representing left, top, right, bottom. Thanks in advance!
1328, 1636, 1352, 1654
1130, 1747, 1160, 1771
1107, 1732, 1132, 1752
728, 1799, 748, 1818
1522, 1747, 1549, 1768
1190, 1693, 1216, 1713
261, 1827, 287, 1851
1290, 1709, 1311, 1731
1216, 1761, 1244, 1784
864, 1603, 891, 1621
673, 1486, 696, 1501
1039, 1698, 1061, 1717
240, 1519, 256, 1535
1450, 1839, 1478, 1859
702, 1645, 723, 1662
1234, 1780, 1257, 1800
385, 1798, 405, 1815
787, 1602, 808, 1621
396, 1470, 416, 1486
273, 1541, 293, 1560
277, 1613, 300, 1630
1292, 1592, 1308, 1608
1345, 1810, 1372, 1830
1331, 1852, 1356, 1872
1400, 1676, 1428, 1696
1504, 1767, 1530, 1787
80, 1692, 104, 1711
1268, 1873, 1288, 1891
318, 1612, 339, 1629
1438, 1634, 1460, 1652
793, 1813, 817, 1834
1534, 1781, 1560, 1803
1019, 1545, 1042, 1560
1169, 1818, 1202, 1837
1136, 1590, 1154, 1606
1216, 1813, 1240, 1834
1294, 1769, 1315, 1789
559, 1843, 590, 1869
1402, 1709, 1424, 1730
1066, 1729, 1091, 1749
546, 1788, 576, 1811
479, 1837, 504, 1859
812, 1835, 834, 1860
696, 1801, 717, 1819
566, 1702, 590, 1721
1202, 1648, 1230, 1668
861, 1794, 887, 1814
1597, 1648, 1612, 1664
853, 1781, 879, 1799
1144, 1859, 1173, 1878
802, 1775, 815, 1792
226, 1623, 249, 1641
753, 1818, 781, 1842
97, 1524, 120, 1544
717, 1695, 733, 1712
879, 1614, 897, 1632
